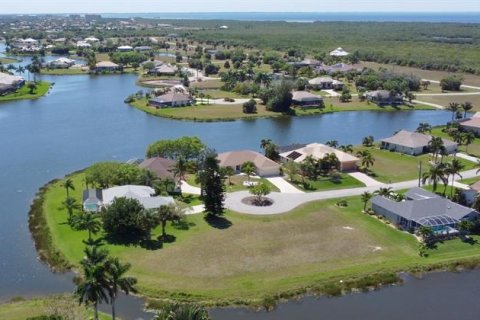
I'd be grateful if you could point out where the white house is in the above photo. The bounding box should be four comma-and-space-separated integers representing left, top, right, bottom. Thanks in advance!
330, 47, 350, 57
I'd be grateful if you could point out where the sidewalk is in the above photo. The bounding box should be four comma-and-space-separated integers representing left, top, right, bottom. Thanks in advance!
266, 176, 304, 194
348, 172, 383, 187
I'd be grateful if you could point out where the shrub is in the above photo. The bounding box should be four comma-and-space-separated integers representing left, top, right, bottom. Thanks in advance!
440, 75, 463, 91
243, 99, 257, 114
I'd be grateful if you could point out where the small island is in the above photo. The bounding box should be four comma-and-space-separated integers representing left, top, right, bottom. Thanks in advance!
0, 72, 50, 102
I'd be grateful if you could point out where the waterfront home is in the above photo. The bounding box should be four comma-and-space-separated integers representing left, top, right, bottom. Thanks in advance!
148, 92, 194, 108
459, 117, 480, 136
292, 91, 324, 108
0, 72, 25, 95
316, 63, 360, 74
308, 77, 344, 90
148, 64, 177, 76
83, 185, 175, 212
217, 150, 281, 177
372, 187, 478, 234
288, 59, 321, 68
330, 47, 350, 57
279, 143, 359, 171
365, 90, 403, 106
94, 61, 121, 72
46, 57, 76, 69
139, 157, 176, 180
117, 45, 133, 52
380, 130, 457, 155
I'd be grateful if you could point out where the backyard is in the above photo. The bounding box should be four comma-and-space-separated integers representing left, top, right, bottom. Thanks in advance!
0, 81, 50, 102
37, 173, 480, 305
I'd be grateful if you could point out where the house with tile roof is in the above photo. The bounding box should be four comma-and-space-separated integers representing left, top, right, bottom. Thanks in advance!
380, 130, 457, 155
217, 150, 281, 177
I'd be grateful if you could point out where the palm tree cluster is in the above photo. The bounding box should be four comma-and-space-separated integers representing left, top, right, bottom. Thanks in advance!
446, 101, 474, 121
76, 241, 137, 320
299, 153, 340, 183
356, 150, 375, 172
260, 138, 280, 161
422, 159, 465, 195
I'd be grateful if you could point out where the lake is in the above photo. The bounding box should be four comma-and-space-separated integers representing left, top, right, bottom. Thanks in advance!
1, 46, 478, 319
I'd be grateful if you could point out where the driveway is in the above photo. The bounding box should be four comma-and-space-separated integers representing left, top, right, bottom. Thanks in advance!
266, 176, 304, 194
348, 172, 383, 187
456, 153, 479, 164
180, 180, 201, 195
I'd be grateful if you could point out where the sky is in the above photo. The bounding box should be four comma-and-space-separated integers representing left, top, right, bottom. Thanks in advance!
3, 0, 480, 14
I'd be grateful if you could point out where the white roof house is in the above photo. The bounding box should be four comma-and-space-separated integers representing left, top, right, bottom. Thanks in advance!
0, 72, 25, 86
76, 41, 91, 48
330, 47, 350, 57
84, 37, 100, 43
118, 45, 133, 52
102, 185, 174, 209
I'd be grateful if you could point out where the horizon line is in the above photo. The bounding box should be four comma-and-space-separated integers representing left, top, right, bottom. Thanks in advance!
3, 11, 480, 15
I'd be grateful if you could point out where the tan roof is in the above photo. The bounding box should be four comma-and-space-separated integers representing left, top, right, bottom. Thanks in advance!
470, 181, 480, 193
95, 61, 119, 68
381, 130, 457, 149
139, 157, 175, 179
154, 64, 176, 74
461, 118, 480, 129
217, 150, 281, 170
308, 77, 333, 85
279, 143, 359, 163
0, 72, 24, 86
292, 91, 323, 102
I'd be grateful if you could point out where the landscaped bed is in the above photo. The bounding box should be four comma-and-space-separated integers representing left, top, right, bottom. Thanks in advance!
31, 172, 480, 306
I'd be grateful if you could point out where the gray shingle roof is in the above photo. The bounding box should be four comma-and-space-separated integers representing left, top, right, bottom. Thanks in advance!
372, 187, 476, 223
380, 130, 457, 149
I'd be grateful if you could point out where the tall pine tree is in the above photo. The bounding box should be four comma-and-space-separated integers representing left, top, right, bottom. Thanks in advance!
200, 151, 225, 216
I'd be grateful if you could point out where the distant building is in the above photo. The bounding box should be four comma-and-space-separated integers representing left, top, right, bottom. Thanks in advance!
95, 61, 121, 72
148, 64, 177, 76
84, 37, 100, 43
330, 47, 350, 57
117, 45, 133, 52
308, 77, 344, 90
379, 130, 457, 155
316, 63, 360, 74
139, 157, 176, 180
372, 187, 478, 234
0, 72, 25, 95
365, 90, 403, 106
135, 46, 152, 52
292, 91, 323, 108
46, 57, 76, 69
148, 92, 194, 108
459, 116, 480, 135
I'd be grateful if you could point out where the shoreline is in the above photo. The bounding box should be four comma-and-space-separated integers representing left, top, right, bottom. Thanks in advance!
28, 171, 480, 308
0, 81, 51, 103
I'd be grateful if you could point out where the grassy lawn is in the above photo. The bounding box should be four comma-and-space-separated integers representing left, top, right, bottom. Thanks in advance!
431, 126, 480, 157
415, 95, 480, 111
39, 173, 480, 305
0, 81, 50, 102
130, 98, 282, 121
176, 193, 203, 207
0, 296, 110, 320
40, 68, 89, 75
198, 89, 248, 100
290, 173, 365, 192
190, 79, 223, 89
0, 57, 18, 64
354, 147, 477, 183
187, 173, 280, 193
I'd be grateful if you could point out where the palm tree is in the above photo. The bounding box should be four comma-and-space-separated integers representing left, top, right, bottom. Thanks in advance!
224, 166, 235, 186
428, 136, 445, 163
75, 263, 110, 320
416, 122, 432, 134
374, 187, 393, 197
173, 157, 188, 181
356, 150, 375, 171
260, 138, 272, 150
462, 101, 473, 118
362, 136, 375, 147
325, 140, 339, 148
284, 160, 299, 182
422, 164, 448, 192
446, 159, 464, 197
446, 102, 460, 122
62, 197, 81, 221
73, 212, 101, 241
62, 178, 75, 198
463, 132, 475, 153
153, 204, 186, 241
339, 144, 353, 153
361, 191, 373, 212
417, 226, 434, 243
141, 169, 157, 187
241, 161, 257, 183
105, 258, 138, 320
81, 244, 109, 268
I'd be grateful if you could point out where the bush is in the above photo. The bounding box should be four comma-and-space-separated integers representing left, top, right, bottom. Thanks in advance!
102, 197, 156, 238
243, 99, 257, 114
440, 75, 463, 91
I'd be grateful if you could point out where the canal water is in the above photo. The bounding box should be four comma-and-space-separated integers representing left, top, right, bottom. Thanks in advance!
3, 43, 479, 319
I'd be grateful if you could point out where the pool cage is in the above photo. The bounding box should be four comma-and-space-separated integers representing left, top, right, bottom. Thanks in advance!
415, 215, 459, 234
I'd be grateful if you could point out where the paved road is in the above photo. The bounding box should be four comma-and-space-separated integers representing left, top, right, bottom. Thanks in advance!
224, 168, 480, 215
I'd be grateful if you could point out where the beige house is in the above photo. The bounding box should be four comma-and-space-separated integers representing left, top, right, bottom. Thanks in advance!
292, 91, 323, 108
380, 130, 457, 155
217, 150, 281, 177
95, 61, 121, 72
279, 143, 359, 171
460, 117, 480, 135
